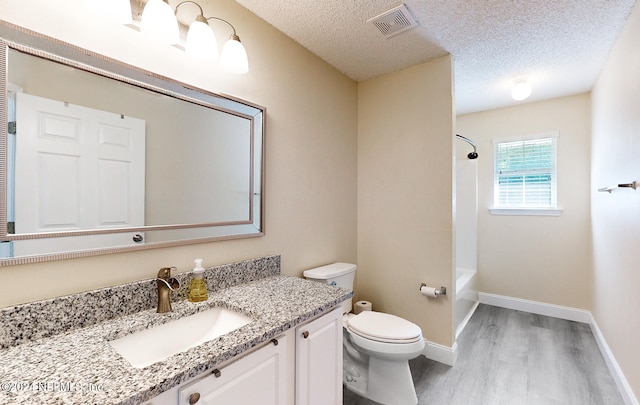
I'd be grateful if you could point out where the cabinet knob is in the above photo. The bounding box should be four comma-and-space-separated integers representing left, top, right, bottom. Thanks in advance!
188, 392, 200, 404
213, 368, 222, 378
302, 331, 309, 339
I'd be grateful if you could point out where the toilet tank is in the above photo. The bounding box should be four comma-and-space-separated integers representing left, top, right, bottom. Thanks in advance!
303, 263, 356, 314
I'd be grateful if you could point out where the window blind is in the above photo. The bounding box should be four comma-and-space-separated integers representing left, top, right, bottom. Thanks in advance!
494, 137, 557, 208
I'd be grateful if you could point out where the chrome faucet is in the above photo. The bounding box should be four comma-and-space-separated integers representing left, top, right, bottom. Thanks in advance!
156, 267, 180, 313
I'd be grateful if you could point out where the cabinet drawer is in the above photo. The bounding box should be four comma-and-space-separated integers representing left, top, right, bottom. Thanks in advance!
178, 335, 288, 405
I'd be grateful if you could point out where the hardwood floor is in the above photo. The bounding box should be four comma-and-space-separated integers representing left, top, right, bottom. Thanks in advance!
343, 304, 624, 405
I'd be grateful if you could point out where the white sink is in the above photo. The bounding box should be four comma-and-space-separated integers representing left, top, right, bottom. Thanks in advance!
108, 307, 252, 368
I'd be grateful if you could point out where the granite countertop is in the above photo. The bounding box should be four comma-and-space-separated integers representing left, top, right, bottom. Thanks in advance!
0, 274, 351, 404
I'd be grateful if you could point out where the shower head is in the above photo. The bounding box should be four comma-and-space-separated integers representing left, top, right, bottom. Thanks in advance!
456, 134, 479, 160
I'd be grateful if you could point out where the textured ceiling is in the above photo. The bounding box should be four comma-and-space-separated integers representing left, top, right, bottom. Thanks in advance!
234, 0, 637, 114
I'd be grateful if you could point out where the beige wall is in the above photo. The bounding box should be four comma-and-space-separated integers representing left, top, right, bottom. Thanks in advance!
591, 1, 640, 397
357, 56, 455, 346
457, 94, 592, 310
0, 0, 358, 307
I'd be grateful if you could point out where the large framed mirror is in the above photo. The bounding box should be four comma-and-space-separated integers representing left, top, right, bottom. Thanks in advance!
0, 21, 265, 265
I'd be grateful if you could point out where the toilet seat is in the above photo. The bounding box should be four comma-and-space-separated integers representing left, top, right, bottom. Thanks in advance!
347, 311, 422, 344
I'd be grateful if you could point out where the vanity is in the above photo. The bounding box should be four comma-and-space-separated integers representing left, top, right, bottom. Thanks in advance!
0, 256, 350, 404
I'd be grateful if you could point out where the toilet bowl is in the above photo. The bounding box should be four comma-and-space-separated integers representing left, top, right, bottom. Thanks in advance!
303, 263, 425, 405
343, 311, 425, 405
346, 312, 425, 359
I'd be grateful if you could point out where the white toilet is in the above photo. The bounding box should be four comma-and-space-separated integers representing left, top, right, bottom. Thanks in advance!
304, 263, 425, 405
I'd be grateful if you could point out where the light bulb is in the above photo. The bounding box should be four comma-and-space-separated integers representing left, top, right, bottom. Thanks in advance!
140, 0, 180, 45
185, 18, 219, 61
511, 79, 532, 101
219, 35, 249, 74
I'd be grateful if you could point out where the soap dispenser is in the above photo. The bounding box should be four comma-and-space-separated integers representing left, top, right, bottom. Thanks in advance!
188, 258, 208, 302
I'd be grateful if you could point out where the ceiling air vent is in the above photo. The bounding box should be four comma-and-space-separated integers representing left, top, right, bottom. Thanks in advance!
367, 4, 418, 38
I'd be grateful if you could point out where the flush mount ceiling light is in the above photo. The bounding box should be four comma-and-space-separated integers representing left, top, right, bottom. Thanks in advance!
511, 78, 532, 101
86, 0, 249, 74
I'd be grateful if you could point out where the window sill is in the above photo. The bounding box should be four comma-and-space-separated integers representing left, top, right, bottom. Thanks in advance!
489, 208, 563, 216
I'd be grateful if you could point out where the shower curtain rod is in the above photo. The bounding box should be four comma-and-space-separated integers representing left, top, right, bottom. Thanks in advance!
456, 134, 478, 159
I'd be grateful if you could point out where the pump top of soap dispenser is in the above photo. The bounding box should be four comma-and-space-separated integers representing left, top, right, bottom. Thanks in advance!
193, 258, 204, 274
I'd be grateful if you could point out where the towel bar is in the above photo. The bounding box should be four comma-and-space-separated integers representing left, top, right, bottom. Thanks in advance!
598, 181, 637, 193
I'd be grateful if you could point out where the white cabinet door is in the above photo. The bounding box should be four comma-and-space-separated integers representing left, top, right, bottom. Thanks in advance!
296, 306, 343, 405
178, 334, 288, 405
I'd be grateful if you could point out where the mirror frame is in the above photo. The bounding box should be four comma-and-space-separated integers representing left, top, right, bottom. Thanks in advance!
0, 21, 266, 266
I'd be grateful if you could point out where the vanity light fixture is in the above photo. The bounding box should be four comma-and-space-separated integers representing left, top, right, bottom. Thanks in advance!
185, 13, 218, 60
140, 0, 249, 73
140, 0, 180, 45
218, 29, 249, 74
511, 78, 532, 101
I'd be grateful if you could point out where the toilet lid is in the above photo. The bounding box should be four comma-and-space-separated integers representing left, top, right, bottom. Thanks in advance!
347, 311, 422, 343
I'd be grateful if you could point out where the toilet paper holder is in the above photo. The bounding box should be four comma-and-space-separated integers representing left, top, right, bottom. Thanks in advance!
419, 283, 446, 297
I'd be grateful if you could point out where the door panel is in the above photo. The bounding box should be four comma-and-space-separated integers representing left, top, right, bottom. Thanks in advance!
13, 92, 145, 254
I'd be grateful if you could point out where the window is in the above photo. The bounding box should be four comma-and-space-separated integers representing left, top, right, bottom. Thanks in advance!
493, 133, 559, 214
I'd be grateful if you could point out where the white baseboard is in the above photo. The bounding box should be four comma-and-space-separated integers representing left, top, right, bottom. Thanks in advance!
478, 292, 591, 323
456, 300, 480, 339
478, 292, 638, 405
588, 313, 639, 405
423, 340, 457, 366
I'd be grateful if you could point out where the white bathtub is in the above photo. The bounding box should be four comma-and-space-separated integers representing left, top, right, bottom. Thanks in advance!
455, 268, 479, 338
